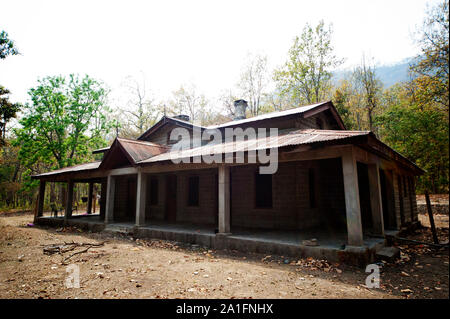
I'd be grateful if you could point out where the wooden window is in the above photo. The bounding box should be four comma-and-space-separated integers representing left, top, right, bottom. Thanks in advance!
187, 176, 199, 206
309, 168, 316, 208
150, 178, 159, 205
255, 172, 272, 208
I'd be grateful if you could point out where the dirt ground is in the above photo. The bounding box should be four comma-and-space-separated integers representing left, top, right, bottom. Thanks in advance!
416, 193, 449, 206
0, 211, 448, 299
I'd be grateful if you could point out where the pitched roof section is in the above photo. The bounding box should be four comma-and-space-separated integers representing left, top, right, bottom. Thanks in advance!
137, 116, 206, 141
137, 101, 346, 142
138, 129, 369, 164
118, 138, 168, 162
32, 161, 101, 178
99, 138, 168, 169
32, 128, 424, 178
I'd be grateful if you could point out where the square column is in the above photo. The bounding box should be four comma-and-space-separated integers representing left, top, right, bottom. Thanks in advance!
218, 165, 231, 234
64, 180, 74, 220
87, 182, 94, 214
135, 171, 147, 226
368, 163, 385, 235
105, 175, 115, 224
35, 180, 46, 221
341, 149, 364, 247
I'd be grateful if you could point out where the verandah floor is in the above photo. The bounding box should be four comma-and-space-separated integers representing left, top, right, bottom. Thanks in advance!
37, 214, 385, 251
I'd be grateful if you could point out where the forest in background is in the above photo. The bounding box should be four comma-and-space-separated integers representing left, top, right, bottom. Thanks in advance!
0, 0, 448, 210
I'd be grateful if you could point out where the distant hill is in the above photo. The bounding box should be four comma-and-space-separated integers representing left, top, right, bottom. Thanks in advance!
332, 57, 417, 88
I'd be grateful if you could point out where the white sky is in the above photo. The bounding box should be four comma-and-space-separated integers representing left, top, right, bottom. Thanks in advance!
0, 0, 437, 106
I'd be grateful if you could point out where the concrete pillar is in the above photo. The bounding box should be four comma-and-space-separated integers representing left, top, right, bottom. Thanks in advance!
35, 180, 46, 220
368, 163, 384, 235
87, 182, 94, 214
105, 175, 115, 224
135, 171, 147, 226
64, 180, 74, 220
218, 165, 231, 234
341, 149, 364, 246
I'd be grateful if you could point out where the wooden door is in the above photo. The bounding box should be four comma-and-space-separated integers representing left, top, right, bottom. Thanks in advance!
127, 177, 137, 221
165, 175, 177, 222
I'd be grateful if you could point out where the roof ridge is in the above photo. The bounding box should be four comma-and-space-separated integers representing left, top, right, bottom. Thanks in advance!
206, 101, 331, 129
118, 137, 168, 148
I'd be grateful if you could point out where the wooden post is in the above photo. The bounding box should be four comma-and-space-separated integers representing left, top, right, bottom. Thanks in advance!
135, 171, 147, 226
105, 175, 115, 223
218, 165, 231, 234
92, 185, 97, 215
64, 180, 74, 220
341, 148, 364, 247
35, 180, 46, 221
425, 191, 439, 244
99, 180, 107, 219
368, 163, 384, 235
87, 182, 94, 214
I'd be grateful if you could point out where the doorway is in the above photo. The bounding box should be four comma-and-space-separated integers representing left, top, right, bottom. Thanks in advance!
357, 162, 373, 232
165, 175, 177, 222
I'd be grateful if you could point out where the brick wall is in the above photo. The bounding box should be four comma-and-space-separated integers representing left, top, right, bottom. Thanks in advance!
230, 158, 346, 231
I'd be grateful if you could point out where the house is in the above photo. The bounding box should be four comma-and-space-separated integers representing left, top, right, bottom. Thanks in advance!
32, 100, 423, 265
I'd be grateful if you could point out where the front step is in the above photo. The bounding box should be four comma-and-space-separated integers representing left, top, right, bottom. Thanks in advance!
103, 224, 134, 235
376, 246, 400, 262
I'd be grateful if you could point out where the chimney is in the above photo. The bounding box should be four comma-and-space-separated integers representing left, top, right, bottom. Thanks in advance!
233, 99, 248, 120
173, 114, 190, 122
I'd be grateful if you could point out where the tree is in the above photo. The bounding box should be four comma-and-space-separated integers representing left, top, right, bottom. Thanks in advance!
115, 75, 162, 138
238, 54, 269, 116
377, 82, 449, 193
351, 56, 383, 133
0, 86, 21, 146
0, 31, 21, 146
411, 0, 449, 114
14, 74, 113, 173
0, 30, 19, 59
218, 89, 238, 119
332, 80, 355, 129
169, 85, 210, 125
274, 20, 344, 105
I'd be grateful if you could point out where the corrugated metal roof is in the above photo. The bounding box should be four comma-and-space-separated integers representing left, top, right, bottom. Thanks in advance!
117, 138, 168, 163
33, 161, 101, 177
138, 129, 370, 164
32, 128, 423, 177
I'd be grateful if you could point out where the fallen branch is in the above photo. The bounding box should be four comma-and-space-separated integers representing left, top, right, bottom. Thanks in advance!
42, 241, 105, 263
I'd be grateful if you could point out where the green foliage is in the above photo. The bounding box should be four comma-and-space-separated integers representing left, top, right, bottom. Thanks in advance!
1, 31, 21, 146
0, 30, 19, 59
377, 82, 449, 193
274, 20, 343, 105
13, 74, 114, 184
332, 81, 354, 130
411, 0, 449, 112
0, 86, 21, 146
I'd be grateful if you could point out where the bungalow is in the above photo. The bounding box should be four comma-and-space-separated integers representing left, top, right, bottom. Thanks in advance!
32, 100, 423, 265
